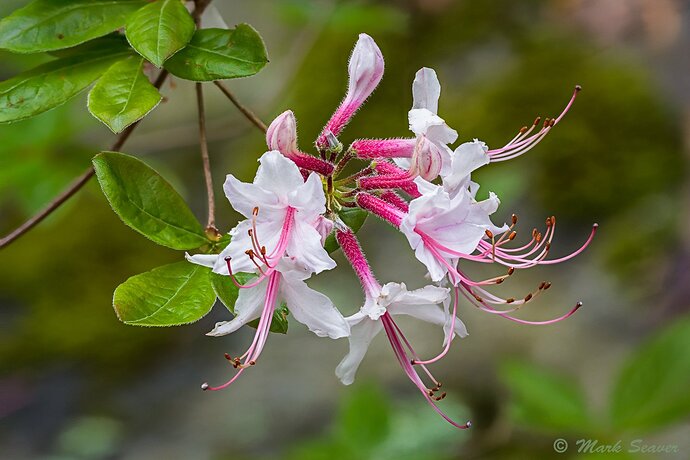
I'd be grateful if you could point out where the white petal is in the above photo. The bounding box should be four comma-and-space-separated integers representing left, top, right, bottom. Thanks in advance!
335, 315, 382, 385
223, 174, 278, 219
382, 282, 449, 306
285, 219, 336, 275
185, 252, 219, 268
254, 151, 305, 197
386, 285, 468, 346
408, 108, 458, 144
412, 67, 441, 114
280, 275, 349, 339
206, 280, 266, 336
443, 140, 490, 196
288, 172, 327, 222
221, 219, 283, 275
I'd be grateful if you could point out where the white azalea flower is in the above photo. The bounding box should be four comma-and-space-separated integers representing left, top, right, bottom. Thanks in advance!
400, 178, 506, 282
189, 151, 336, 277
336, 281, 467, 386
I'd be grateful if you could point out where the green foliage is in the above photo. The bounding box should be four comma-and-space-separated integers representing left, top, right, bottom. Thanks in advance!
165, 25, 268, 81
125, 0, 195, 67
210, 272, 289, 334
0, 51, 130, 123
0, 0, 147, 53
610, 317, 690, 432
324, 208, 368, 253
114, 261, 216, 326
92, 151, 209, 250
287, 383, 468, 460
504, 315, 690, 438
338, 385, 391, 449
501, 361, 592, 433
87, 56, 162, 133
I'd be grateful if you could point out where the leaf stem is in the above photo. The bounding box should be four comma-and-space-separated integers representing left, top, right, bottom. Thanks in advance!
0, 70, 170, 250
213, 81, 267, 133
195, 82, 217, 233
0, 0, 216, 250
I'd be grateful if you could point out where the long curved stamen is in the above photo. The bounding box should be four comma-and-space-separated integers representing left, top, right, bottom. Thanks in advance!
458, 281, 583, 325
225, 257, 270, 289
381, 313, 471, 429
488, 86, 581, 162
202, 271, 281, 391
412, 285, 460, 366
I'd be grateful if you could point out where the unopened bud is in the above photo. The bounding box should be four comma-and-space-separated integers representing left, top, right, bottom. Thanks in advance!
266, 110, 298, 153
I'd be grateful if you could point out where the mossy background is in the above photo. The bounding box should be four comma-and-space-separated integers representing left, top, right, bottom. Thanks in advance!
2, 0, 690, 458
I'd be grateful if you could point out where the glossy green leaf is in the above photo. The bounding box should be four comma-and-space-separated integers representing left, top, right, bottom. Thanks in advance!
501, 360, 591, 433
324, 208, 368, 253
0, 52, 130, 123
88, 56, 162, 133
93, 152, 208, 250
610, 316, 690, 431
125, 0, 195, 67
49, 33, 131, 58
210, 272, 289, 334
165, 25, 268, 81
114, 262, 216, 326
0, 0, 147, 53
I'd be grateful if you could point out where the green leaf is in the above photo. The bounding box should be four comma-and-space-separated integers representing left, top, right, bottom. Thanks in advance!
88, 56, 162, 133
125, 0, 195, 67
338, 384, 390, 449
500, 360, 591, 433
114, 262, 216, 326
165, 25, 268, 81
0, 0, 147, 53
324, 208, 368, 253
210, 271, 289, 334
92, 152, 208, 250
49, 33, 131, 58
610, 316, 690, 432
0, 52, 130, 123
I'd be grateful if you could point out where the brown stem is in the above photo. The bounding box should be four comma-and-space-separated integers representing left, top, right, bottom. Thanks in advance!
0, 71, 170, 250
213, 81, 267, 133
195, 82, 216, 232
0, 0, 215, 250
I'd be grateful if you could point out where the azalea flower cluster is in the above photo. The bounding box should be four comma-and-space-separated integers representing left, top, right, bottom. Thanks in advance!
186, 33, 596, 428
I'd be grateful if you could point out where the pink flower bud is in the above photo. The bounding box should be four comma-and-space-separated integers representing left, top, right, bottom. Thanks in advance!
410, 136, 444, 181
346, 33, 385, 106
266, 110, 298, 153
317, 34, 384, 148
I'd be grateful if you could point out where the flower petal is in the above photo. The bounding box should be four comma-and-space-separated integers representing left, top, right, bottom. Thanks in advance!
280, 274, 349, 339
223, 174, 278, 219
254, 150, 305, 197
443, 140, 490, 196
335, 315, 383, 385
206, 279, 266, 336
286, 219, 336, 275
288, 172, 327, 222
185, 252, 219, 268
408, 108, 457, 144
412, 67, 441, 114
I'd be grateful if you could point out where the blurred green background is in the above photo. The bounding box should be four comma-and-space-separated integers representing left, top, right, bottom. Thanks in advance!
2, 0, 690, 458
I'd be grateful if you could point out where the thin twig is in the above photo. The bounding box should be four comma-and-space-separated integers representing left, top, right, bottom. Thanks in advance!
0, 70, 170, 250
195, 82, 216, 232
213, 81, 267, 133
0, 0, 217, 250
